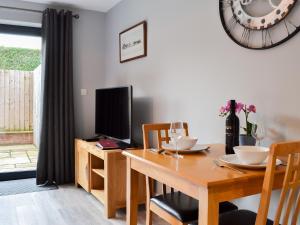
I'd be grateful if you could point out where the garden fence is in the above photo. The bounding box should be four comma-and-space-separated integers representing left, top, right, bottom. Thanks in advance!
0, 70, 33, 132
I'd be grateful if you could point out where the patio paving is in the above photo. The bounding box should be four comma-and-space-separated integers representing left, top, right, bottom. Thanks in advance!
0, 145, 38, 173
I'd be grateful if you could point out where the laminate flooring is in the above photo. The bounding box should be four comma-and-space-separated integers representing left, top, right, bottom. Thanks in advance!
0, 184, 167, 225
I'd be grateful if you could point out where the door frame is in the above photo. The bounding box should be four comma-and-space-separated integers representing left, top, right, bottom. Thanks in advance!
0, 24, 41, 181
0, 24, 41, 36
0, 170, 36, 181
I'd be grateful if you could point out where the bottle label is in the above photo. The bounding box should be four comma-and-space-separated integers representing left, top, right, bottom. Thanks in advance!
226, 126, 233, 136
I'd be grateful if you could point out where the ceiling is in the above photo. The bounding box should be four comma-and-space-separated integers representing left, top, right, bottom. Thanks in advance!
21, 0, 123, 12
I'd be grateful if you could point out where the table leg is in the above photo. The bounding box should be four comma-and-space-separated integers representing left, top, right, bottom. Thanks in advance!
126, 158, 139, 225
198, 187, 219, 225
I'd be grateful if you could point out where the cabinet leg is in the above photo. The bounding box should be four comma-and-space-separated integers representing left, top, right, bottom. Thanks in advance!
105, 206, 116, 218
146, 207, 152, 225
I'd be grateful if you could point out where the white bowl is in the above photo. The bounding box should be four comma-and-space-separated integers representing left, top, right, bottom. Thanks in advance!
175, 136, 198, 150
233, 146, 270, 165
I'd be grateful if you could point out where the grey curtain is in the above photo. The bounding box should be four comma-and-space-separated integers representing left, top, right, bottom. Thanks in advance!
37, 8, 75, 185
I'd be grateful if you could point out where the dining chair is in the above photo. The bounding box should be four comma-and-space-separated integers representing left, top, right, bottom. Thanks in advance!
143, 123, 238, 225
219, 141, 300, 225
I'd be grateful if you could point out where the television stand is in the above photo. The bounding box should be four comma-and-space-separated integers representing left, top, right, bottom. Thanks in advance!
75, 139, 145, 218
84, 136, 131, 150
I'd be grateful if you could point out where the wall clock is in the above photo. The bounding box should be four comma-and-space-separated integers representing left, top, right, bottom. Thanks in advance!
219, 0, 300, 49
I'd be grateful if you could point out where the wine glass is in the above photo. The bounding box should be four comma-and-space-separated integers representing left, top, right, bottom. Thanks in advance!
169, 122, 185, 159
251, 117, 266, 146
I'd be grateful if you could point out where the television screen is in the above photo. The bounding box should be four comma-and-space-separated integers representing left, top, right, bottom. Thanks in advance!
95, 86, 132, 143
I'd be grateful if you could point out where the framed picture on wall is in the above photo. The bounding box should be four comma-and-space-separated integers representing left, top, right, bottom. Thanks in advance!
119, 21, 147, 63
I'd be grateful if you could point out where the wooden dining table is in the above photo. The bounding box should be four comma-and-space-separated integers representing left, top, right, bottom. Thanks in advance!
123, 144, 286, 225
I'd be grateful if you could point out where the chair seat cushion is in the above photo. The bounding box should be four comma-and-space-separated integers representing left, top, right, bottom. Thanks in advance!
219, 210, 275, 225
150, 192, 238, 222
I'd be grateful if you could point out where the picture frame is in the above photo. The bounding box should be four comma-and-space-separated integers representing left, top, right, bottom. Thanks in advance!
119, 21, 147, 63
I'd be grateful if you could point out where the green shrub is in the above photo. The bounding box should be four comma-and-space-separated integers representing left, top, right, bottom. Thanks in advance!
0, 46, 41, 71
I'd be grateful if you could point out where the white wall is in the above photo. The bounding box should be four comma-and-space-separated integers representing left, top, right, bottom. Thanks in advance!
0, 0, 106, 138
104, 0, 300, 220
73, 10, 106, 138
0, 0, 43, 27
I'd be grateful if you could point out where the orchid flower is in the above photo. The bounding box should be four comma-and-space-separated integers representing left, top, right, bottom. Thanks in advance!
219, 100, 257, 136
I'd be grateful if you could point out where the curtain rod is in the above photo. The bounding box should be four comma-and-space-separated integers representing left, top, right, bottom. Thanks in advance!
0, 5, 79, 19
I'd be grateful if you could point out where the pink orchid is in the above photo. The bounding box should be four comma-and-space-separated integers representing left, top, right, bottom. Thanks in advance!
225, 100, 231, 111
219, 105, 230, 116
224, 101, 243, 113
219, 106, 225, 113
247, 105, 256, 113
236, 102, 244, 114
219, 100, 257, 136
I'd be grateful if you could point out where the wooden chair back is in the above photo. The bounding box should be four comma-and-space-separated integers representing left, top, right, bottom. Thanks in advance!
142, 123, 189, 195
142, 123, 189, 150
255, 141, 300, 225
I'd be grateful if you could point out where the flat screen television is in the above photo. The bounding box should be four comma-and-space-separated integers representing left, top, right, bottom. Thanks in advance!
95, 86, 132, 144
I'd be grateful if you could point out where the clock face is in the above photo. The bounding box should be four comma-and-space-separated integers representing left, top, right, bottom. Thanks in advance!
219, 0, 300, 49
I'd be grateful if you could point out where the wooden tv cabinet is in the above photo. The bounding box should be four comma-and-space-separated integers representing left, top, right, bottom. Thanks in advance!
75, 139, 145, 218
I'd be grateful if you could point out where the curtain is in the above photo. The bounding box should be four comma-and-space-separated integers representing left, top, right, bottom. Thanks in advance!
37, 8, 75, 185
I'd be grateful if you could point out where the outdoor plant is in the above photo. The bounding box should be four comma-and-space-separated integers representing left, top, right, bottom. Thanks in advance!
0, 46, 41, 71
219, 100, 257, 136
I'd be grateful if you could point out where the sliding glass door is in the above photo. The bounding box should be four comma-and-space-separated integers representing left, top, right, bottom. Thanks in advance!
0, 24, 41, 181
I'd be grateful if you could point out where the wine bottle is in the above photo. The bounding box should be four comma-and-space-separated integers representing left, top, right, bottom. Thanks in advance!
225, 100, 240, 154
